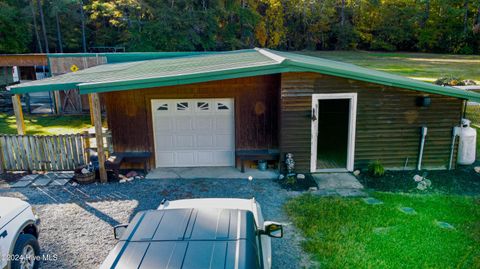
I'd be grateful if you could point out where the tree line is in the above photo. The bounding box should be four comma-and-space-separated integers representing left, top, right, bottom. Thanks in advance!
1, 0, 480, 54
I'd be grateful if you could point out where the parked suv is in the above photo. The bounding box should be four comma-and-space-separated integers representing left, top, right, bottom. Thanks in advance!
100, 198, 283, 269
0, 197, 40, 269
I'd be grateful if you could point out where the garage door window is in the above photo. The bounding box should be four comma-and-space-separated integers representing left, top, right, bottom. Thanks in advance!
217, 102, 230, 110
157, 103, 168, 111
177, 102, 189, 111
197, 102, 209, 110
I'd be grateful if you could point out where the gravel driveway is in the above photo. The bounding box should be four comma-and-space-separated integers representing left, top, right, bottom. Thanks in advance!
0, 178, 310, 269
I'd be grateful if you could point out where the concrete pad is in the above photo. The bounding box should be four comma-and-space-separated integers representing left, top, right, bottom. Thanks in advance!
146, 167, 279, 180
31, 175, 52, 187
10, 180, 33, 188
312, 173, 363, 189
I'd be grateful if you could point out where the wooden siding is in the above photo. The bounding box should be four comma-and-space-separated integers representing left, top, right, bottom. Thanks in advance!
49, 56, 107, 76
103, 75, 280, 167
0, 54, 47, 67
281, 72, 463, 171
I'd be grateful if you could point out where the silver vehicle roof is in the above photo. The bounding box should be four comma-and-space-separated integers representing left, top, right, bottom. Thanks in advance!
103, 208, 261, 269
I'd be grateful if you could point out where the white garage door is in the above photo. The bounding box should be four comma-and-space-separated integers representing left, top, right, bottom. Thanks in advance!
151, 99, 235, 167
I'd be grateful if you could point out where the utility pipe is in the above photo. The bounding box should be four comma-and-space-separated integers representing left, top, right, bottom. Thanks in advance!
417, 126, 428, 170
448, 127, 460, 170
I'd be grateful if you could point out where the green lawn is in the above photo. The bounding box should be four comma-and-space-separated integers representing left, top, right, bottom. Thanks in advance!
285, 193, 480, 269
298, 50, 480, 83
0, 113, 92, 135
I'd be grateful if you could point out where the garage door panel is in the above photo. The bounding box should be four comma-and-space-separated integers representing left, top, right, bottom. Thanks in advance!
175, 135, 195, 148
194, 117, 213, 130
152, 98, 234, 168
214, 151, 234, 165
176, 152, 195, 165
197, 151, 215, 165
215, 135, 233, 149
175, 118, 193, 131
157, 135, 174, 149
155, 118, 174, 130
197, 135, 214, 147
215, 118, 233, 131
156, 152, 175, 167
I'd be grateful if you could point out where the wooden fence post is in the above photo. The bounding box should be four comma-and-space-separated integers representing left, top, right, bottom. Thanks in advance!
12, 94, 26, 135
90, 93, 107, 183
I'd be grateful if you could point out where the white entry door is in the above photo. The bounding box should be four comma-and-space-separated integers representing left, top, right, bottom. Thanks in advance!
151, 98, 235, 167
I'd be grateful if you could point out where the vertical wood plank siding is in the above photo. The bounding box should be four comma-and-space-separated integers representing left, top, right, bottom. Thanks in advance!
103, 75, 280, 167
280, 72, 463, 171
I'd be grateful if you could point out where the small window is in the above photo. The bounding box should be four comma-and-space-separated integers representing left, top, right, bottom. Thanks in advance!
217, 103, 229, 110
197, 102, 209, 110
157, 104, 168, 111
177, 102, 189, 110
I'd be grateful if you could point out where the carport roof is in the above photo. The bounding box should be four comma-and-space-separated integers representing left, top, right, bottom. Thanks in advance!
8, 48, 480, 102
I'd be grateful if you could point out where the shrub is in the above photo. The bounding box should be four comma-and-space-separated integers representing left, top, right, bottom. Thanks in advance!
434, 76, 476, 86
368, 160, 385, 177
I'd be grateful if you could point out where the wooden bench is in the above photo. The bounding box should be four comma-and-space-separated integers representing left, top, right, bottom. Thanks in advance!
105, 152, 151, 178
235, 149, 280, 173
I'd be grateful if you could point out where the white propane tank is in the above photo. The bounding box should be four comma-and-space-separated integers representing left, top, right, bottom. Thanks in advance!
457, 119, 477, 165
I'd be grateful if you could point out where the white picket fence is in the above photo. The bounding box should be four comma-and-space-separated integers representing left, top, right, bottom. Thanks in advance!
0, 134, 87, 171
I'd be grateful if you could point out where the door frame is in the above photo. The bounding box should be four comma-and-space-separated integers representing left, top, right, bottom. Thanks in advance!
310, 93, 357, 172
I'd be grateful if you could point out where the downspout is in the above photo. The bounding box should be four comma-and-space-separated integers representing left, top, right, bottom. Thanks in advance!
417, 126, 428, 170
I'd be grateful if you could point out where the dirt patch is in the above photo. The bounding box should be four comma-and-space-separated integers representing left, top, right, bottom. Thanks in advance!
0, 172, 27, 183
357, 162, 480, 195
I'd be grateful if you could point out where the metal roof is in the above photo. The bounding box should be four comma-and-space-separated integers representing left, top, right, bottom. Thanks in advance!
100, 208, 260, 269
9, 48, 480, 102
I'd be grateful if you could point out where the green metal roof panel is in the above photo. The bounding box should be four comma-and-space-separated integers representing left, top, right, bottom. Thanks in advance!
8, 48, 480, 102
9, 49, 279, 93
271, 50, 480, 101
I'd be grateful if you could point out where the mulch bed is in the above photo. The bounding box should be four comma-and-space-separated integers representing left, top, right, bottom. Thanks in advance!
357, 162, 480, 195
277, 173, 318, 191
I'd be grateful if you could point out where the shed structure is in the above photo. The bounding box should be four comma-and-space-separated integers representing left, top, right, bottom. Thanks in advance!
9, 49, 480, 176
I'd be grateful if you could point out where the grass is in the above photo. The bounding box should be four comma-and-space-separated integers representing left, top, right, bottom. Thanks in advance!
285, 193, 480, 269
0, 113, 92, 135
298, 50, 480, 83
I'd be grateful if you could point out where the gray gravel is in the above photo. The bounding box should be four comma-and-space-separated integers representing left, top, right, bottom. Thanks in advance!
0, 178, 312, 269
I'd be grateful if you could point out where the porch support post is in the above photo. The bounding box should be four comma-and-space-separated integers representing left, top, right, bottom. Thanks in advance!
90, 92, 107, 183
12, 94, 26, 135
53, 90, 62, 114
88, 93, 94, 125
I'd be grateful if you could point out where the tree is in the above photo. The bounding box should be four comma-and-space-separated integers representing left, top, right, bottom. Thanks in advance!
30, 0, 43, 53
36, 0, 49, 53
0, 0, 32, 53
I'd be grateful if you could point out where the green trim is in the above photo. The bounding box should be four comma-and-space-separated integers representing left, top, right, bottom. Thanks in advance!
79, 64, 293, 94
10, 82, 78, 94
